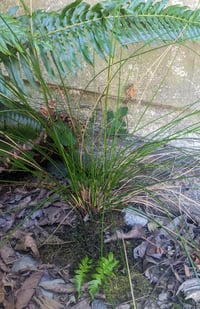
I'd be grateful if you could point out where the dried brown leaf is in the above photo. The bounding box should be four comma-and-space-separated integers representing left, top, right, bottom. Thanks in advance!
104, 225, 145, 243
39, 279, 75, 293
173, 269, 182, 283
184, 264, 191, 277
15, 234, 40, 258
16, 196, 32, 210
192, 253, 200, 270
3, 294, 15, 309
0, 258, 10, 273
33, 294, 64, 309
15, 271, 43, 309
0, 272, 5, 304
41, 206, 63, 225
70, 298, 91, 309
2, 274, 15, 292
0, 244, 16, 265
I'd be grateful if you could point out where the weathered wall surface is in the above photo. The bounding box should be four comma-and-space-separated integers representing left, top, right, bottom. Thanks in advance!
1, 0, 198, 10
1, 0, 200, 146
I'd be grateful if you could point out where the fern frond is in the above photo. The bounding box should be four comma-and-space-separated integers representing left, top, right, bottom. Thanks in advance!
88, 277, 102, 299
0, 110, 42, 132
0, 0, 200, 94
74, 256, 93, 297
88, 252, 119, 299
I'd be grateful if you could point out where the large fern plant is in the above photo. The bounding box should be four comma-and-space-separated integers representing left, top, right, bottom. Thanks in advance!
0, 0, 200, 97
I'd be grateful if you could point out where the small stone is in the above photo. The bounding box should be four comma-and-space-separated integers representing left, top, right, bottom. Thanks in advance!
91, 299, 107, 309
124, 208, 148, 227
158, 292, 169, 302
12, 255, 38, 273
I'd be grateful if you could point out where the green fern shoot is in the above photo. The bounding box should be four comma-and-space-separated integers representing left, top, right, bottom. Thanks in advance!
88, 252, 119, 300
74, 253, 119, 299
74, 256, 93, 297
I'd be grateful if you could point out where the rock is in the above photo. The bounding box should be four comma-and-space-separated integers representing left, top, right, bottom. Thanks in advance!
12, 255, 38, 273
158, 292, 169, 302
91, 299, 107, 309
124, 207, 148, 227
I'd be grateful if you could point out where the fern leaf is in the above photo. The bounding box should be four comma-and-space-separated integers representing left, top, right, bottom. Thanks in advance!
88, 277, 102, 300
0, 0, 200, 94
74, 256, 93, 297
88, 252, 119, 299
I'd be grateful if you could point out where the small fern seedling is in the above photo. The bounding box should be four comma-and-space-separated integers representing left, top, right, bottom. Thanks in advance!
74, 256, 93, 297
88, 252, 119, 300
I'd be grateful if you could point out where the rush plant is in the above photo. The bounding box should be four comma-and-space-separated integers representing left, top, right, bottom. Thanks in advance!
0, 0, 200, 218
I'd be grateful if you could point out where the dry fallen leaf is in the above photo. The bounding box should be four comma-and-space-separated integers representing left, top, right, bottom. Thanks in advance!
3, 295, 15, 309
184, 263, 191, 278
0, 244, 16, 265
70, 298, 91, 309
33, 294, 64, 309
39, 279, 75, 294
104, 225, 145, 243
191, 253, 200, 270
0, 258, 10, 273
16, 196, 32, 211
15, 271, 43, 309
15, 234, 40, 258
177, 278, 200, 301
0, 272, 5, 304
1, 274, 16, 309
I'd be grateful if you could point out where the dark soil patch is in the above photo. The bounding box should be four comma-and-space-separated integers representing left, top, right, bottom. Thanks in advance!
39, 210, 127, 269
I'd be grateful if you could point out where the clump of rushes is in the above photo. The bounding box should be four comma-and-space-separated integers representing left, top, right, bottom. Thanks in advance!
0, 1, 200, 221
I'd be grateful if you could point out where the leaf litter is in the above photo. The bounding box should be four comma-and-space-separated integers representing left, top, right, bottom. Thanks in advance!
1, 166, 200, 308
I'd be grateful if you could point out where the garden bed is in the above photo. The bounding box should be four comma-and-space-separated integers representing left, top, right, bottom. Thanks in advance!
1, 140, 200, 308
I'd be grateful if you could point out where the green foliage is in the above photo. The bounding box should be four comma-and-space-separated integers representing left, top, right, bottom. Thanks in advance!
52, 119, 78, 148
74, 256, 93, 297
0, 105, 79, 163
88, 252, 119, 300
0, 0, 200, 95
0, 110, 42, 136
0, 0, 200, 220
107, 106, 128, 135
74, 252, 119, 299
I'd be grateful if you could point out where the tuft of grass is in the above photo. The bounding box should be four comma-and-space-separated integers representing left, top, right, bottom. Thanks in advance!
0, 1, 200, 222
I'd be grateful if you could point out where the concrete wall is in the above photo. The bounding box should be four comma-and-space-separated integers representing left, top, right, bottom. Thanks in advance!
1, 0, 200, 146
1, 0, 198, 11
